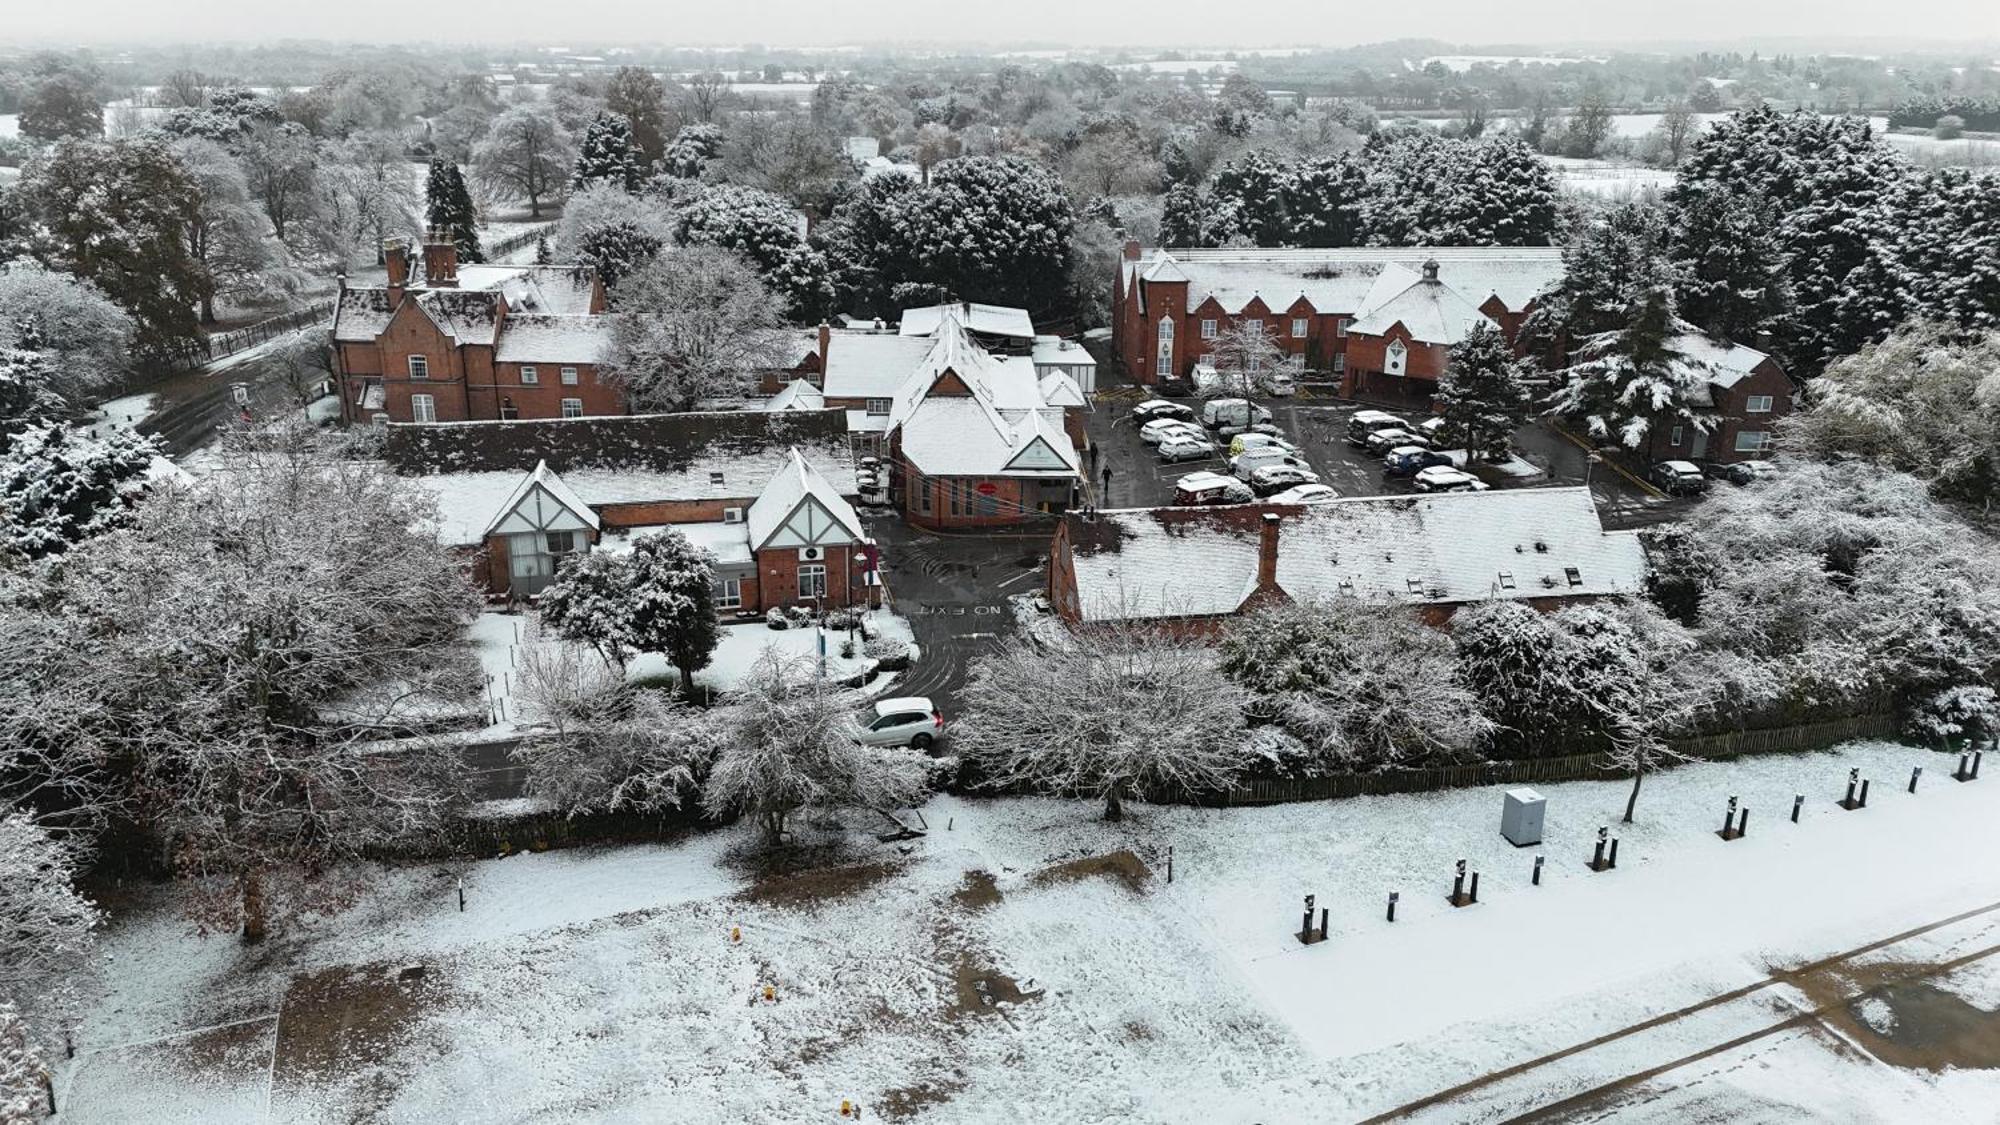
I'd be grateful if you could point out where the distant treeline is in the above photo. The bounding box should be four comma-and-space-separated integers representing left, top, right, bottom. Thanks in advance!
1889, 96, 2000, 132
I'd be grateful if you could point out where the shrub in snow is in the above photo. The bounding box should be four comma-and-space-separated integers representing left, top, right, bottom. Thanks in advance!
702, 649, 931, 843
862, 633, 908, 664
0, 811, 100, 1023
513, 646, 713, 816
764, 606, 790, 630
954, 621, 1252, 820
1221, 599, 1490, 772
0, 424, 157, 560
0, 253, 136, 401
785, 604, 813, 628
539, 528, 719, 694
823, 609, 860, 631
0, 1003, 45, 1125
1934, 114, 1966, 140
1905, 686, 1999, 746
1638, 523, 1721, 626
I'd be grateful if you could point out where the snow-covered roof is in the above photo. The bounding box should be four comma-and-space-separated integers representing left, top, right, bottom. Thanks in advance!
1348, 262, 1502, 345
1037, 370, 1087, 408
333, 263, 602, 347
1061, 487, 1646, 623
899, 301, 1036, 340
598, 521, 753, 567
482, 460, 602, 537
1128, 247, 1565, 318
885, 319, 1080, 479
1671, 331, 1773, 394
821, 332, 934, 399
745, 448, 866, 551
765, 379, 826, 411
331, 287, 397, 343
492, 314, 612, 364
1031, 335, 1098, 370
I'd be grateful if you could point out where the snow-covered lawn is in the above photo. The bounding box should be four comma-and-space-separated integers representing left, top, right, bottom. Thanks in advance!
86, 393, 159, 437
58, 741, 2000, 1122
471, 609, 920, 729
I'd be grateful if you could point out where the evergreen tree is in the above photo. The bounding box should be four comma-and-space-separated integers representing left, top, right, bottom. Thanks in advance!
0, 423, 159, 559
571, 112, 643, 193
1668, 189, 1795, 349
1283, 152, 1367, 248
1435, 323, 1532, 460
1898, 167, 2000, 333
1546, 284, 1715, 452
1211, 151, 1291, 246
1518, 201, 1677, 367
1159, 182, 1242, 248
534, 233, 551, 264
423, 158, 483, 264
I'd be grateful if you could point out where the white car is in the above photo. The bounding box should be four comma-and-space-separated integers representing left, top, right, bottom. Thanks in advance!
1140, 418, 1205, 445
1229, 432, 1300, 458
854, 697, 943, 750
1265, 483, 1341, 504
1158, 435, 1218, 462
1364, 427, 1431, 455
1174, 471, 1255, 505
1413, 466, 1490, 493
1231, 448, 1313, 480
1249, 464, 1322, 496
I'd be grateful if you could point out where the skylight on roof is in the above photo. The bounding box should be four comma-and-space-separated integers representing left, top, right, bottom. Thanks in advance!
1565, 567, 1583, 587
1497, 572, 1516, 590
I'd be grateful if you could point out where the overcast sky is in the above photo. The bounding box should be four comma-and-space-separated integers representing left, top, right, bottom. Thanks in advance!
5, 0, 1997, 49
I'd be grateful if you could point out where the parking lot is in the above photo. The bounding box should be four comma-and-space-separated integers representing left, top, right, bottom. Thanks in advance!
1083, 385, 1691, 529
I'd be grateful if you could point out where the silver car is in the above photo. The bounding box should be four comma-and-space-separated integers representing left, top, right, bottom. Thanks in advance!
854, 697, 943, 749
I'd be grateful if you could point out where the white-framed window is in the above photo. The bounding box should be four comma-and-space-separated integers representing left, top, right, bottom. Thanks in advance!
410, 393, 436, 423
798, 563, 827, 599
1333, 354, 1345, 373
1241, 317, 1261, 334
560, 366, 579, 386
1336, 318, 1352, 337
1746, 394, 1775, 413
545, 530, 577, 555
1291, 317, 1308, 338
1155, 352, 1172, 378
865, 397, 891, 415
715, 576, 742, 609
1156, 316, 1173, 342
500, 399, 519, 420
1385, 339, 1408, 377
560, 397, 584, 419
1735, 430, 1772, 452
407, 355, 429, 380
1200, 318, 1218, 339
915, 477, 932, 514
1669, 425, 1684, 446
520, 365, 539, 385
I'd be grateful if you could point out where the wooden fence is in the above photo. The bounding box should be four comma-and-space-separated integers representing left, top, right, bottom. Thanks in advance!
1216, 712, 1903, 807
485, 223, 556, 262
150, 301, 334, 376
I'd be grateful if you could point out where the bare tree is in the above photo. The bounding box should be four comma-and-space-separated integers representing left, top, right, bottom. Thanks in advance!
265, 327, 335, 412
159, 68, 212, 109
472, 105, 573, 218
1200, 320, 1289, 397
1657, 103, 1698, 166
512, 644, 713, 816
604, 246, 785, 412
679, 72, 734, 126
701, 650, 932, 844
954, 622, 1252, 821
238, 121, 323, 248
912, 123, 959, 186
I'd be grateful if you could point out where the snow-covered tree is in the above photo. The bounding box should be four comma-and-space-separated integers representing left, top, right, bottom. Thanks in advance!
571, 112, 643, 193
954, 623, 1252, 821
423, 159, 483, 265
237, 121, 324, 251
1435, 323, 1532, 460
1896, 167, 2000, 334
672, 184, 833, 318
604, 66, 673, 168
1667, 190, 1795, 350
604, 247, 785, 412
1787, 324, 2000, 509
321, 130, 420, 270
538, 530, 720, 693
0, 261, 133, 405
875, 155, 1075, 313
702, 649, 932, 844
172, 137, 283, 324
18, 59, 101, 142
660, 122, 725, 180
264, 326, 336, 414
0, 424, 157, 559
1282, 151, 1368, 248
1221, 599, 1489, 770
1158, 181, 1243, 249
1545, 285, 1716, 451
1518, 200, 1677, 363
718, 110, 855, 208
1639, 523, 1722, 626
0, 1001, 46, 1125
472, 105, 573, 218
537, 551, 640, 669
554, 183, 670, 288
512, 646, 713, 815
0, 810, 100, 1016
17, 136, 206, 360
1361, 133, 1559, 247
0, 427, 483, 942
1199, 321, 1289, 397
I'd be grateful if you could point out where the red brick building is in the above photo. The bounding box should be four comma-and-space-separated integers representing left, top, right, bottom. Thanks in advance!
1640, 333, 1794, 464
1110, 244, 1562, 401
1047, 487, 1645, 633
331, 233, 616, 425
385, 409, 874, 612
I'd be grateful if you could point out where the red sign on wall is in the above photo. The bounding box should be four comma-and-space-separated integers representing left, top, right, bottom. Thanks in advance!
974, 482, 998, 496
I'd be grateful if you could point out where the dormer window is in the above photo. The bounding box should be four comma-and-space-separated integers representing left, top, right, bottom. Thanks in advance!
1405, 577, 1423, 594
1385, 339, 1408, 377
709, 471, 725, 485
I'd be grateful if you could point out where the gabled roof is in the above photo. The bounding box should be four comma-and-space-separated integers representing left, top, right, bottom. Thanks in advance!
1348, 263, 1501, 346
1140, 250, 1191, 284
899, 301, 1035, 339
483, 461, 601, 537
746, 448, 866, 551
885, 319, 1081, 479
1129, 247, 1564, 318
1001, 410, 1081, 472
415, 290, 504, 346
1037, 370, 1087, 408
1059, 488, 1645, 624
492, 314, 612, 364
766, 379, 826, 412
1671, 331, 1776, 397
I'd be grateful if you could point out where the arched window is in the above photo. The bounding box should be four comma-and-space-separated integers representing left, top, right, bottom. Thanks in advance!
1156, 315, 1175, 378
1385, 338, 1408, 377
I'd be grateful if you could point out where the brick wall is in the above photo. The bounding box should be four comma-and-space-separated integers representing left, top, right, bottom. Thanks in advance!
756, 543, 863, 611
596, 497, 762, 528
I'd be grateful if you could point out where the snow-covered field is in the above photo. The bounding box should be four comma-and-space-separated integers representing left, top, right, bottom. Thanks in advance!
58, 740, 2000, 1122
1539, 156, 1677, 198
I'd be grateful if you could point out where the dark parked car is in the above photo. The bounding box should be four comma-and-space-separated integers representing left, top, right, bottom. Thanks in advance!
1383, 446, 1456, 476
1701, 460, 1778, 486
1649, 460, 1709, 495
1345, 410, 1412, 447
1131, 398, 1196, 423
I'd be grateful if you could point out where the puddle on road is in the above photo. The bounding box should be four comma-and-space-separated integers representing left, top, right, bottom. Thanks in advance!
1792, 962, 2000, 1070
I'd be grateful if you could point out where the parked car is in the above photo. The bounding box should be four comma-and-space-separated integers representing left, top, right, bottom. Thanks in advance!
1264, 368, 1297, 397
1346, 410, 1411, 446
1140, 417, 1205, 445
1650, 460, 1709, 495
1174, 471, 1255, 506
1248, 464, 1323, 496
1231, 448, 1313, 480
1416, 416, 1450, 441
1131, 399, 1196, 423
1157, 435, 1218, 462
1413, 466, 1490, 493
1265, 483, 1341, 504
1202, 397, 1274, 434
1229, 432, 1300, 458
854, 696, 943, 750
1383, 445, 1456, 476
1364, 427, 1431, 455
1702, 459, 1778, 486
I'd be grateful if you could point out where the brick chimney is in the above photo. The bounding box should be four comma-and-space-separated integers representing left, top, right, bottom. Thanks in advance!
1257, 512, 1281, 591
383, 238, 409, 303
817, 321, 831, 367
1122, 238, 1142, 262
422, 227, 458, 287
